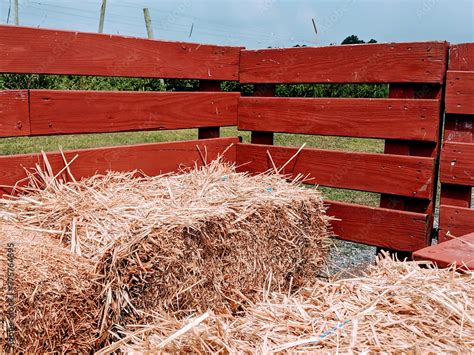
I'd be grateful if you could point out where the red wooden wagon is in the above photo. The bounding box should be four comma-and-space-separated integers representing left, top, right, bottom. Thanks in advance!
0, 25, 472, 268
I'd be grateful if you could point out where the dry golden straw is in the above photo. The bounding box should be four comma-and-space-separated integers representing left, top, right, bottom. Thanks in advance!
101, 256, 474, 353
0, 224, 100, 352
1, 151, 472, 353
0, 153, 330, 350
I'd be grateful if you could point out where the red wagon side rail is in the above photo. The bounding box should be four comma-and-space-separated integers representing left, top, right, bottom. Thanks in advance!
439, 43, 474, 241
237, 41, 449, 252
0, 25, 242, 191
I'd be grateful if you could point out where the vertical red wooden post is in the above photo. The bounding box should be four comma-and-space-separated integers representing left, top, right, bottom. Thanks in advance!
198, 80, 221, 139
379, 82, 445, 255
438, 43, 474, 241
250, 84, 275, 145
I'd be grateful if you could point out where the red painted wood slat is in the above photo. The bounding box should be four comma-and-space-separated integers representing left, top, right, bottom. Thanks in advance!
413, 232, 474, 270
236, 143, 435, 198
445, 71, 474, 114
0, 137, 239, 194
327, 200, 429, 251
440, 142, 474, 186
240, 42, 448, 84
0, 90, 30, 137
0, 25, 241, 80
238, 97, 440, 141
449, 43, 474, 71
439, 205, 474, 242
29, 90, 239, 135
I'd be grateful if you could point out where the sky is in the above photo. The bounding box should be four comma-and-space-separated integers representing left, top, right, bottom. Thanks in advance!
0, 0, 472, 48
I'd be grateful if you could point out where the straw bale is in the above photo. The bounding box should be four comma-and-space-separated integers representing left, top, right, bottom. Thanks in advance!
0, 224, 100, 353
101, 256, 474, 353
0, 157, 330, 339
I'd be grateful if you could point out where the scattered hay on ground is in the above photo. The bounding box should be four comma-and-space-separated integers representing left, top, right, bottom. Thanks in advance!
0, 155, 330, 342
0, 224, 100, 352
100, 256, 474, 354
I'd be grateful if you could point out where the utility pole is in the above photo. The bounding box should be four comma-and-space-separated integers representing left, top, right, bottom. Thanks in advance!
143, 8, 154, 39
14, 0, 19, 25
98, 0, 107, 33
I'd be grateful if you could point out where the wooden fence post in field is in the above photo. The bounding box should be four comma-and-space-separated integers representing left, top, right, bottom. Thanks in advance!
98, 0, 107, 33
143, 8, 154, 39
142, 8, 165, 90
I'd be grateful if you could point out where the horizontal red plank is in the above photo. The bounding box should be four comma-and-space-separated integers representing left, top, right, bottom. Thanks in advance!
445, 71, 474, 114
29, 90, 239, 135
0, 137, 239, 194
449, 43, 474, 71
236, 143, 435, 198
413, 232, 474, 270
327, 200, 429, 251
439, 205, 474, 242
238, 97, 440, 141
440, 142, 474, 186
240, 42, 447, 84
0, 90, 30, 137
0, 25, 241, 80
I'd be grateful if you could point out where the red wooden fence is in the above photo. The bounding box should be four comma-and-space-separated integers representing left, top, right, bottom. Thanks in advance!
439, 43, 474, 241
237, 41, 449, 251
1, 25, 473, 253
0, 25, 241, 193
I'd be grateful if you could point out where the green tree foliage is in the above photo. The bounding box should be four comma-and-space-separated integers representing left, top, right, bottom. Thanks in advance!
221, 81, 254, 96
341, 35, 365, 44
275, 83, 387, 98
0, 73, 167, 91
341, 35, 378, 45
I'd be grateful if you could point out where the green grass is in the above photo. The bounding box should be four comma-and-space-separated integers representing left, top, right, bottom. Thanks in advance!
0, 127, 384, 155
0, 127, 382, 207
0, 130, 199, 155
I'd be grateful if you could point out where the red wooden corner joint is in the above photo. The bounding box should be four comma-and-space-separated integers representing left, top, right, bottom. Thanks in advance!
413, 232, 474, 270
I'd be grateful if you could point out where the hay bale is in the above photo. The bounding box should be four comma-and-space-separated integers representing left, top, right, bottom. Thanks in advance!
101, 256, 474, 353
0, 158, 330, 337
0, 224, 99, 352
